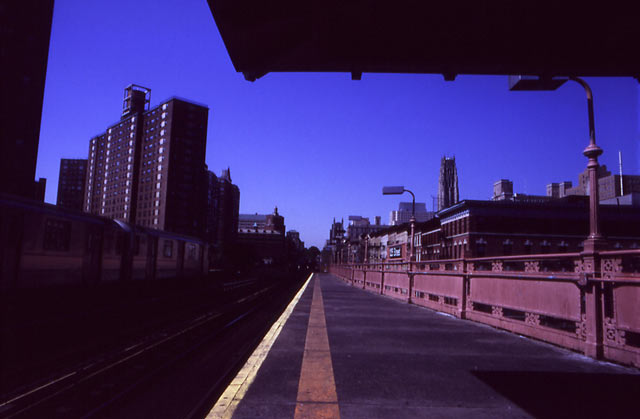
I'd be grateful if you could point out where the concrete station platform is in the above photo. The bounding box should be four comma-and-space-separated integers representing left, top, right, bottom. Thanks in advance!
209, 273, 639, 418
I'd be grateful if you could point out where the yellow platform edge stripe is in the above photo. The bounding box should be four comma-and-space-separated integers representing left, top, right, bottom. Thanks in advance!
206, 272, 314, 419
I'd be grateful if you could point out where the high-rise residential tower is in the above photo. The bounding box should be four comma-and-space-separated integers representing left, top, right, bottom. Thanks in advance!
83, 85, 209, 238
57, 159, 88, 210
437, 156, 459, 211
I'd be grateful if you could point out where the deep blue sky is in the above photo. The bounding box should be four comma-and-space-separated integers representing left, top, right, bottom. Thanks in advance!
38, 0, 639, 249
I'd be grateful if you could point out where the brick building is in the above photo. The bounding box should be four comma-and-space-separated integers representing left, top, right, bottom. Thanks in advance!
237, 207, 286, 264
359, 197, 640, 263
83, 85, 209, 238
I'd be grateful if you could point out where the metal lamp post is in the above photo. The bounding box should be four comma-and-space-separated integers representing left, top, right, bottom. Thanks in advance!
383, 186, 416, 262
510, 75, 609, 359
509, 75, 606, 253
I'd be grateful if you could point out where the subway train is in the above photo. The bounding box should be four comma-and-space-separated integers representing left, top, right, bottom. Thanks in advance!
0, 194, 207, 290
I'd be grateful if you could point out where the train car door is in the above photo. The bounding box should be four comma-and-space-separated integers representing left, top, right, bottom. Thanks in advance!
145, 236, 158, 281
177, 240, 185, 279
82, 225, 103, 285
117, 231, 133, 282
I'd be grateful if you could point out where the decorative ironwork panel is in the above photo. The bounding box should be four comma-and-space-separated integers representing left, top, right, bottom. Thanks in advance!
525, 312, 541, 326
604, 317, 627, 346
524, 261, 540, 273
574, 259, 593, 274
576, 314, 587, 340
601, 258, 622, 280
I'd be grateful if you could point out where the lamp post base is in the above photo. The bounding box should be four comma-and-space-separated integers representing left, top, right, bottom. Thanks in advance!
582, 236, 608, 254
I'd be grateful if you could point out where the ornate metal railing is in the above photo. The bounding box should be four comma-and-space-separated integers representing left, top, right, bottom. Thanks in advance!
329, 250, 640, 368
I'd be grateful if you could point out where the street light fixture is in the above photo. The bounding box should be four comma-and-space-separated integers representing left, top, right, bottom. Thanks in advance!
509, 75, 606, 253
382, 186, 416, 261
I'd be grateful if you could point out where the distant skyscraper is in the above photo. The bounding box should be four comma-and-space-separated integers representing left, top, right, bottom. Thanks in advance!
0, 1, 54, 200
389, 203, 432, 225
437, 156, 459, 211
83, 85, 209, 238
57, 159, 88, 210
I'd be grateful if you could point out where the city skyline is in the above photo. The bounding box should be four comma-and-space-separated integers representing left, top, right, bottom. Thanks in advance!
37, 0, 639, 248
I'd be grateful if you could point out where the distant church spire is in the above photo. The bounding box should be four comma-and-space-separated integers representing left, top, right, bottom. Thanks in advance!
437, 156, 459, 211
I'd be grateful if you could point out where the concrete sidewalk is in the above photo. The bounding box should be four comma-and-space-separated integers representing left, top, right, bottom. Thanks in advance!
227, 273, 639, 418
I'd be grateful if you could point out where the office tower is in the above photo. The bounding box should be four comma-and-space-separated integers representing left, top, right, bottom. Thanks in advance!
0, 1, 54, 200
437, 156, 459, 211
84, 85, 209, 238
57, 159, 88, 210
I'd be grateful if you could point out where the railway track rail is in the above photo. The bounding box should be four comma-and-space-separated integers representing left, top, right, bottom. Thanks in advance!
0, 277, 293, 419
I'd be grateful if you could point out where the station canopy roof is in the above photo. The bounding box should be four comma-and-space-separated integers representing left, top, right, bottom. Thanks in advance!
207, 1, 640, 82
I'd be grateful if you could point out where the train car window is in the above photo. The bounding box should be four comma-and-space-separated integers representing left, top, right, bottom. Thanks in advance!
163, 239, 173, 258
187, 243, 196, 260
43, 219, 71, 251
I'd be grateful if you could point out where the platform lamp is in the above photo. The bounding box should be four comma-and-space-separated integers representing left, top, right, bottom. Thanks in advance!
383, 186, 416, 262
509, 75, 606, 254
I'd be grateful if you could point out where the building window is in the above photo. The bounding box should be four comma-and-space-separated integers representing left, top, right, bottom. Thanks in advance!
524, 240, 533, 254
540, 240, 551, 254
475, 239, 487, 258
502, 239, 513, 256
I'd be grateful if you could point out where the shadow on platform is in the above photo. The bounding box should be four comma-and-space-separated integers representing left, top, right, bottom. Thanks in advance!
472, 370, 639, 418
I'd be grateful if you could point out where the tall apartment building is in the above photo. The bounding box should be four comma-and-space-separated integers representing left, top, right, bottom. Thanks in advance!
83, 85, 209, 238
0, 1, 54, 200
57, 159, 87, 210
437, 156, 459, 211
